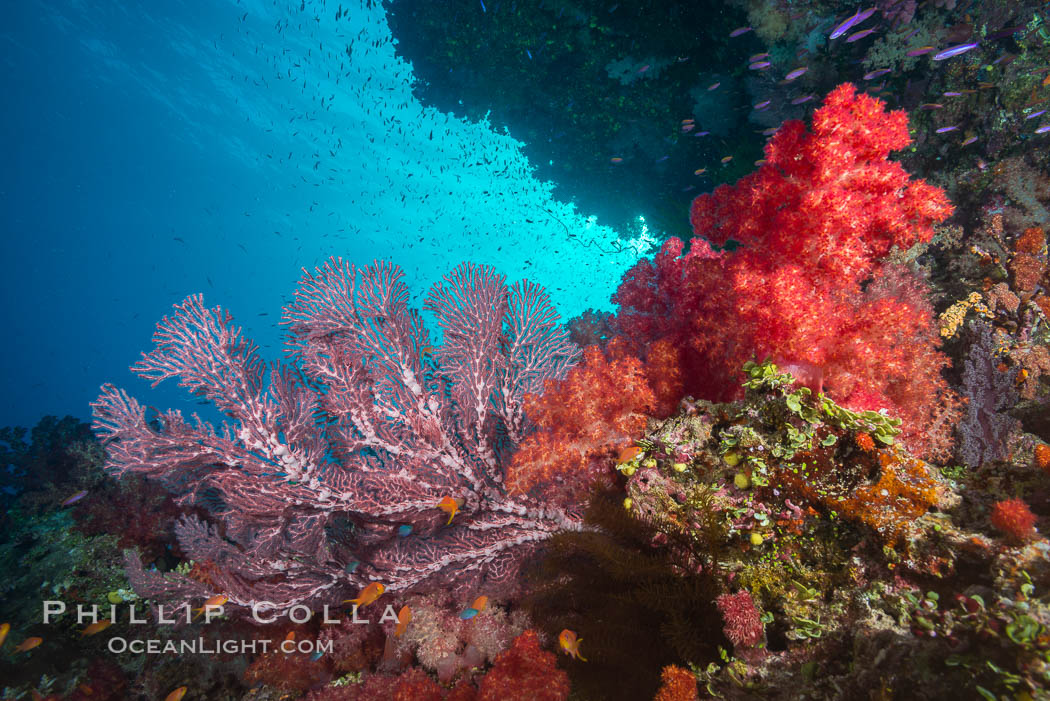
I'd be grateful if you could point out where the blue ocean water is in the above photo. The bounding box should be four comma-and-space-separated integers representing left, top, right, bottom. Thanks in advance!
0, 0, 641, 429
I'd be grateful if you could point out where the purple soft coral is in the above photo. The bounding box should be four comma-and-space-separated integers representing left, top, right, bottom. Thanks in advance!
93, 258, 582, 614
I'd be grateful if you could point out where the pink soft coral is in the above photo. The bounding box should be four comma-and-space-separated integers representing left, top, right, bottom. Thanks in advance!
716, 590, 765, 648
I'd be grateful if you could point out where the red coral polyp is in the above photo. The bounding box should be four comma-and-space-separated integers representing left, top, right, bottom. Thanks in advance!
990, 499, 1038, 542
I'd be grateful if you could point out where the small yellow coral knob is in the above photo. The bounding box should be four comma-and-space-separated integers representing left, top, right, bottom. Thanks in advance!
734, 472, 751, 489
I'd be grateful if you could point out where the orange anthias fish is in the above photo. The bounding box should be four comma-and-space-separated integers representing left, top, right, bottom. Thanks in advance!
395, 605, 412, 637
471, 595, 488, 612
344, 582, 385, 608
0, 622, 9, 647
82, 619, 112, 636
618, 446, 643, 463
193, 594, 228, 619
558, 629, 587, 661
437, 496, 461, 525
14, 636, 42, 652
164, 686, 188, 701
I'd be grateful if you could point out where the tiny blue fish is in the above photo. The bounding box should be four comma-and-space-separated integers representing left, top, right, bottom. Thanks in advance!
526, 49, 532, 60
310, 649, 324, 661
933, 43, 979, 61
398, 525, 413, 537
459, 608, 480, 620
345, 561, 360, 573
479, 0, 486, 11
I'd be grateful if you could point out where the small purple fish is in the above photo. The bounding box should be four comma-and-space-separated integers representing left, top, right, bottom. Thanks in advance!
61, 490, 88, 507
791, 95, 815, 105
1025, 110, 1047, 120
919, 103, 944, 110
749, 53, 769, 62
655, 155, 669, 163
942, 91, 962, 97
762, 127, 779, 135
753, 100, 771, 110
729, 27, 752, 37
846, 28, 876, 42
694, 131, 710, 137
784, 67, 808, 81
829, 7, 876, 40
933, 43, 979, 61
905, 46, 936, 57
863, 68, 891, 80
935, 125, 959, 133
707, 82, 721, 91
749, 61, 771, 70
1036, 124, 1050, 134
987, 25, 1026, 41
961, 136, 978, 145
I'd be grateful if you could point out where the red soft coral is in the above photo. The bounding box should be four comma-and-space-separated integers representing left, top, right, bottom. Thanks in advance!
506, 338, 682, 504
476, 630, 570, 701
614, 84, 957, 458
990, 498, 1038, 542
653, 665, 699, 701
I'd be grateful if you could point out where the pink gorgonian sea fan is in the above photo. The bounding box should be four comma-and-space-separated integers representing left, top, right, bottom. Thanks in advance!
92, 258, 582, 615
